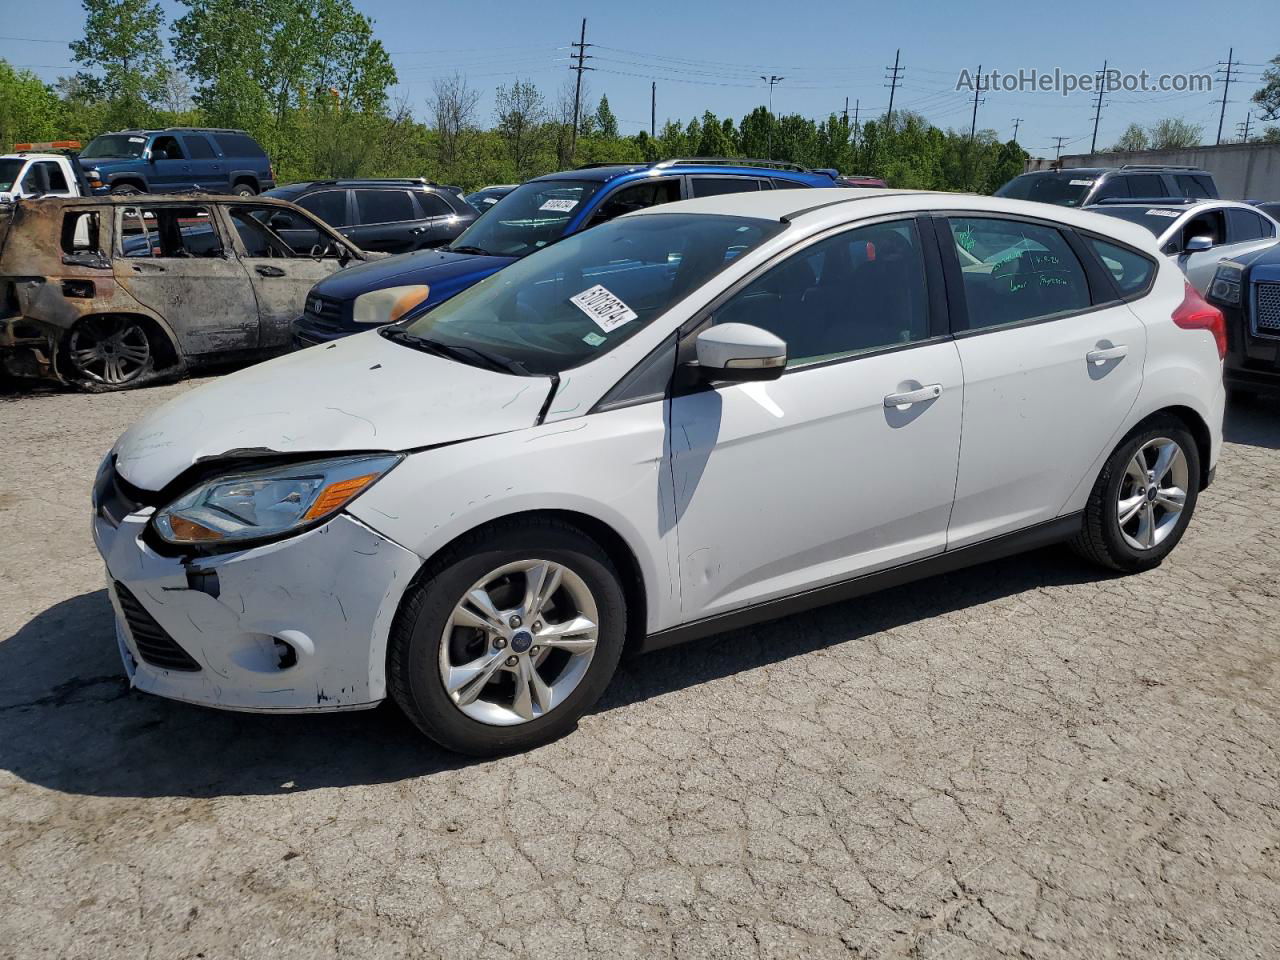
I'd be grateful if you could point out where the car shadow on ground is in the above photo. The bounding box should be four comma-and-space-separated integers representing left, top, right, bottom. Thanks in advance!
1224, 394, 1280, 450
0, 546, 1109, 800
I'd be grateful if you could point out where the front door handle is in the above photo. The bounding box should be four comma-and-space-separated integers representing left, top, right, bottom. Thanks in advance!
883, 384, 942, 407
255, 265, 286, 278
131, 262, 164, 272
1086, 344, 1128, 365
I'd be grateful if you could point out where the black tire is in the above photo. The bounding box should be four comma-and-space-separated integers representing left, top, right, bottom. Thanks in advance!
388, 518, 627, 756
232, 181, 257, 197
110, 183, 142, 195
1071, 414, 1201, 573
62, 316, 158, 392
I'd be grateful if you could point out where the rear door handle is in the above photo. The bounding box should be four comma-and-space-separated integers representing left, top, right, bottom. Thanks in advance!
255, 265, 286, 278
883, 384, 942, 407
1086, 344, 1128, 365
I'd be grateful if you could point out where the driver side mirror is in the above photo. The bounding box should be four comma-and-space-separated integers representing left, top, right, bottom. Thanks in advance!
1185, 235, 1214, 253
692, 323, 787, 382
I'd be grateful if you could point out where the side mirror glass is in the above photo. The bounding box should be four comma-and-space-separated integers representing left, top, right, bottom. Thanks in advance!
694, 322, 787, 382
268, 213, 293, 231
1185, 235, 1214, 253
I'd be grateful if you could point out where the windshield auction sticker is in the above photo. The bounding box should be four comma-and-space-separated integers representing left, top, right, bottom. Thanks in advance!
540, 198, 577, 212
570, 284, 638, 332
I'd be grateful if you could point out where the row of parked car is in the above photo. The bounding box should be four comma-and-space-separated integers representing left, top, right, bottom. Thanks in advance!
3, 138, 1279, 397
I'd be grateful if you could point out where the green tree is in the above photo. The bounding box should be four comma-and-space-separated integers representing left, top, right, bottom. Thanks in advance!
1110, 123, 1149, 152
494, 78, 549, 180
1252, 54, 1280, 121
0, 60, 64, 147
593, 94, 619, 140
70, 0, 168, 128
1148, 117, 1202, 149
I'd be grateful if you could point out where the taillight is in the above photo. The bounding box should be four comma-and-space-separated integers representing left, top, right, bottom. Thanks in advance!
1172, 281, 1226, 360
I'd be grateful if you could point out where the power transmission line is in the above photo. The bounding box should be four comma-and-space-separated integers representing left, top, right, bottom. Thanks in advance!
1052, 136, 1069, 161
761, 74, 784, 158
1089, 59, 1108, 153
968, 63, 985, 140
1237, 112, 1253, 143
569, 18, 593, 161
1216, 48, 1241, 145
1011, 117, 1024, 141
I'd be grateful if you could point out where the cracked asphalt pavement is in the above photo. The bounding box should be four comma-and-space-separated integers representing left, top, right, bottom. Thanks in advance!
1, 379, 1278, 959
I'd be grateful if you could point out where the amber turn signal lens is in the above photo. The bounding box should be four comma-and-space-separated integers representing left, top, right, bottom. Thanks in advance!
167, 515, 225, 541
301, 472, 380, 522
389, 286, 431, 323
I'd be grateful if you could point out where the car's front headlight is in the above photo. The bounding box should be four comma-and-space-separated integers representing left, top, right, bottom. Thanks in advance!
1208, 263, 1243, 306
352, 285, 431, 324
153, 454, 402, 546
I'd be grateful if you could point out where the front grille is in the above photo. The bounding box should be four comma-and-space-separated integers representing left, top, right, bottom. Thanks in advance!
305, 294, 347, 327
1254, 282, 1280, 339
113, 582, 202, 672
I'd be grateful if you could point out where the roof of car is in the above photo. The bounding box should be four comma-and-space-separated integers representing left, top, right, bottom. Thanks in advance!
1087, 199, 1259, 215
17, 193, 300, 209
625, 188, 1167, 254
531, 160, 833, 185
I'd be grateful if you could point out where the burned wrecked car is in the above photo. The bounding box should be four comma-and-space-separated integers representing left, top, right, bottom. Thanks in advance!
0, 194, 368, 389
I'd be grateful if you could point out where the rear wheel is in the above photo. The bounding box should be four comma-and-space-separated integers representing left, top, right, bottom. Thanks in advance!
110, 183, 142, 195
232, 181, 257, 197
65, 316, 156, 390
1072, 416, 1200, 573
388, 519, 626, 755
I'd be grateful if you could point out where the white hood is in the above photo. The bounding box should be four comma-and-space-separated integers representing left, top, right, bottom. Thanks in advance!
114, 330, 552, 490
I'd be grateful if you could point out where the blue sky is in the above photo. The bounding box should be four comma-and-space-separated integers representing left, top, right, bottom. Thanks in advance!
3, 0, 1277, 159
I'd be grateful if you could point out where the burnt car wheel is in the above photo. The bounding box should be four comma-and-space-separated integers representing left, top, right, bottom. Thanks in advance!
66, 316, 155, 389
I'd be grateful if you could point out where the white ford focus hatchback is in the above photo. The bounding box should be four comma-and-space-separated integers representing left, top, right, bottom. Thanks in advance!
94, 189, 1227, 754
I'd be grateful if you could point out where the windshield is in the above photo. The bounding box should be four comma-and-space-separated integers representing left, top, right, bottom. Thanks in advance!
399, 212, 784, 375
995, 173, 1094, 207
448, 179, 604, 258
0, 158, 23, 191
81, 134, 149, 160
1089, 206, 1177, 237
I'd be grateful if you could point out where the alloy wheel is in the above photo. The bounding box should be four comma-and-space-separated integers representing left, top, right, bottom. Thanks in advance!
1116, 437, 1189, 551
438, 559, 599, 726
68, 317, 151, 386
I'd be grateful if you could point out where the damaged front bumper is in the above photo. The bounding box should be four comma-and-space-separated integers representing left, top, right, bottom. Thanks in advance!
1, 313, 60, 381
93, 506, 422, 713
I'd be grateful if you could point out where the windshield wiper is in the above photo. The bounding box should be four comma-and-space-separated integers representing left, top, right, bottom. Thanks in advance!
446, 244, 493, 256
379, 327, 530, 375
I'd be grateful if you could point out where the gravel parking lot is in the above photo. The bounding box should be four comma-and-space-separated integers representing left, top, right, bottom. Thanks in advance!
1, 379, 1278, 960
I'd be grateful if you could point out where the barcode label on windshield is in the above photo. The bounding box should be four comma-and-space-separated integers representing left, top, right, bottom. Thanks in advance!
1146, 208, 1180, 217
570, 284, 638, 333
540, 198, 578, 212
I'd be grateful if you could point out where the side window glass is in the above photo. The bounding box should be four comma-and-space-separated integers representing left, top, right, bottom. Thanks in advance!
1126, 174, 1166, 198
771, 177, 806, 189
1227, 208, 1266, 243
589, 179, 682, 225
60, 211, 103, 256
1088, 238, 1154, 298
712, 219, 931, 367
1092, 177, 1129, 202
182, 135, 216, 160
150, 136, 186, 161
231, 206, 309, 258
1175, 174, 1211, 199
948, 217, 1090, 329
119, 206, 221, 258
298, 190, 350, 226
1181, 211, 1224, 248
355, 189, 415, 224
689, 177, 762, 197
417, 192, 453, 217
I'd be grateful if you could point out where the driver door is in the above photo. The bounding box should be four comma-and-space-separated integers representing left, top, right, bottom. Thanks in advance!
223, 203, 352, 349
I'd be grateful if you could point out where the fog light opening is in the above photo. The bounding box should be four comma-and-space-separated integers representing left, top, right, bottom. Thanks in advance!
273, 637, 299, 670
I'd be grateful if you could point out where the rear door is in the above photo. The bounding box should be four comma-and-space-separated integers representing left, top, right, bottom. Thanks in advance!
411, 189, 464, 249
279, 189, 350, 252
146, 135, 191, 192
114, 203, 260, 356
224, 202, 350, 348
346, 188, 422, 253
940, 214, 1147, 546
181, 133, 228, 192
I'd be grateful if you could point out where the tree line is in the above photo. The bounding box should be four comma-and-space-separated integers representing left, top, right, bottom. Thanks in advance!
2, 1, 1278, 191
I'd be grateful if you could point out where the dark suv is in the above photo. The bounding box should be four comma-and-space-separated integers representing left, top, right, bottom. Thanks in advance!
77, 128, 274, 196
263, 178, 477, 255
292, 158, 838, 346
996, 165, 1218, 208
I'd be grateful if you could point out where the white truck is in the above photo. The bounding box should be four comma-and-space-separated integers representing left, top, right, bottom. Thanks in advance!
0, 146, 92, 202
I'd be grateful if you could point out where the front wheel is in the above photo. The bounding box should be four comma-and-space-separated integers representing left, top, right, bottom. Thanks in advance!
388, 519, 627, 755
64, 316, 156, 390
1071, 416, 1201, 573
232, 182, 256, 197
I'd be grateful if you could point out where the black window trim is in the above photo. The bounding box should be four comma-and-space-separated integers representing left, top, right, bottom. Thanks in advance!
296, 187, 353, 228
1072, 226, 1160, 304
352, 188, 421, 227
933, 210, 1109, 339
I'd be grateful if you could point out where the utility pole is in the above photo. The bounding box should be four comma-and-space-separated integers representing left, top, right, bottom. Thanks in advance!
1216, 47, 1239, 146
760, 74, 784, 158
1052, 136, 1069, 161
884, 49, 903, 126
569, 18, 593, 161
852, 99, 860, 169
1011, 117, 1023, 141
650, 81, 656, 138
1237, 112, 1253, 143
1089, 59, 1107, 154
968, 63, 985, 140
